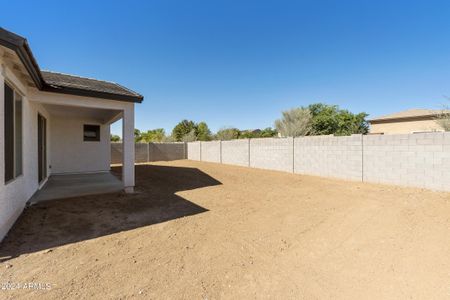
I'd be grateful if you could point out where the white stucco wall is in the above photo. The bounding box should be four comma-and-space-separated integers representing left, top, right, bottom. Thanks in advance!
0, 61, 136, 240
50, 117, 111, 174
0, 64, 51, 240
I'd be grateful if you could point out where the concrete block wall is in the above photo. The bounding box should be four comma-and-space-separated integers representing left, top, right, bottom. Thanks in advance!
111, 142, 187, 164
250, 138, 294, 172
186, 132, 450, 192
294, 135, 363, 181
363, 133, 450, 191
111, 143, 123, 164
149, 143, 186, 161
200, 141, 221, 163
187, 142, 201, 161
135, 143, 149, 163
221, 139, 250, 167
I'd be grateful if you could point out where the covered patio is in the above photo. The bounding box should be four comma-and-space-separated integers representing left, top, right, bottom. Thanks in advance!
29, 172, 123, 203
0, 27, 143, 241
26, 85, 137, 199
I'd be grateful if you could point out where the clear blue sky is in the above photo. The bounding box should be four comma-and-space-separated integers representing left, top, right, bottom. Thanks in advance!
3, 0, 450, 136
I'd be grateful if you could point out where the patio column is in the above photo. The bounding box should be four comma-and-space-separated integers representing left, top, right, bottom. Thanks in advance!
122, 104, 135, 193
0, 68, 4, 186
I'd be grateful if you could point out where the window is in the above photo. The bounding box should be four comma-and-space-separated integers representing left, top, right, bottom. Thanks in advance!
4, 83, 23, 183
83, 124, 100, 142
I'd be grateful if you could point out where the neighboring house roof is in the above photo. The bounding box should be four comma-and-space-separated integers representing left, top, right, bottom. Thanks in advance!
369, 109, 448, 123
0, 27, 143, 103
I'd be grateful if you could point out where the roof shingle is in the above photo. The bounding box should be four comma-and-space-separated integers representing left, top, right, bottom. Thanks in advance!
41, 71, 143, 100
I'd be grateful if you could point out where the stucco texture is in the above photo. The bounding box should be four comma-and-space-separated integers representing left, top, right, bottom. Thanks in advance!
370, 119, 444, 134
50, 117, 111, 174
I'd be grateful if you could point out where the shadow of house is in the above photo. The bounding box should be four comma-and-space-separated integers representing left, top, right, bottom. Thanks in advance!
0, 164, 221, 262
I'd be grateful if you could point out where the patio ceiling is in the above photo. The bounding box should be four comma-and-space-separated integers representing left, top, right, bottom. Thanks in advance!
43, 103, 121, 124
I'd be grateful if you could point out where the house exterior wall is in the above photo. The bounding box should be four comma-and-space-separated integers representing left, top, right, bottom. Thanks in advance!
0, 64, 51, 240
0, 62, 136, 240
370, 119, 443, 134
50, 117, 111, 174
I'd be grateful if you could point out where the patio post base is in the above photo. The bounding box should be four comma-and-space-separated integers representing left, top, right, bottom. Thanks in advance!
124, 186, 135, 193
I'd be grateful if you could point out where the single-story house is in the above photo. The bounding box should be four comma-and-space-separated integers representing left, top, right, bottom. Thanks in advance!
0, 28, 143, 240
369, 109, 447, 134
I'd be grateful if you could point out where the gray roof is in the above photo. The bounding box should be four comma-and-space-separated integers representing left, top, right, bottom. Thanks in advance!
42, 71, 143, 100
0, 27, 143, 103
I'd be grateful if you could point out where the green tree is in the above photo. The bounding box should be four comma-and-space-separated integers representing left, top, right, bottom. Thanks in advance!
110, 134, 121, 142
196, 122, 212, 141
259, 127, 278, 138
275, 107, 313, 137
172, 120, 197, 141
436, 102, 450, 131
182, 129, 197, 142
161, 135, 176, 142
134, 129, 143, 142
216, 127, 240, 140
437, 112, 450, 131
141, 128, 166, 142
238, 130, 254, 139
232, 128, 278, 139
308, 103, 369, 136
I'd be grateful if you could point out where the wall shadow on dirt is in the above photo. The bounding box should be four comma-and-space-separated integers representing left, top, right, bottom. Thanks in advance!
0, 164, 220, 262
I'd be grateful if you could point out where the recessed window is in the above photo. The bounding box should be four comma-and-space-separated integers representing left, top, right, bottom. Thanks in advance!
84, 124, 100, 142
4, 83, 23, 183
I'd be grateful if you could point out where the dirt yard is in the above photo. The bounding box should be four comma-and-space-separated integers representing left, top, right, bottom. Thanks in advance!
1, 160, 450, 299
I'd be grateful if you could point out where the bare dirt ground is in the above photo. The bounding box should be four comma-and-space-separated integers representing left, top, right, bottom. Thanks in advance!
1, 160, 450, 299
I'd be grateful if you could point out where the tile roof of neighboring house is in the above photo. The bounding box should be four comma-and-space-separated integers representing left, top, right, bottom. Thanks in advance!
0, 27, 143, 103
369, 109, 448, 122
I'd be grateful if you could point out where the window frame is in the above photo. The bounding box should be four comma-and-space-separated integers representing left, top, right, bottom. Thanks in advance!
83, 124, 101, 142
4, 81, 24, 184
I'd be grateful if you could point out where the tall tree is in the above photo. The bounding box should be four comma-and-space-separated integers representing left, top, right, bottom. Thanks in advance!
437, 114, 450, 131
216, 127, 240, 140
308, 103, 369, 135
134, 129, 143, 142
259, 127, 278, 138
110, 134, 121, 142
141, 128, 166, 142
172, 120, 197, 141
239, 128, 278, 138
181, 129, 197, 142
436, 102, 450, 131
275, 108, 312, 137
196, 122, 212, 141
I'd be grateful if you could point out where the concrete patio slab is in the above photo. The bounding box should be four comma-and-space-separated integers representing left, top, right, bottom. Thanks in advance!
29, 172, 123, 203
